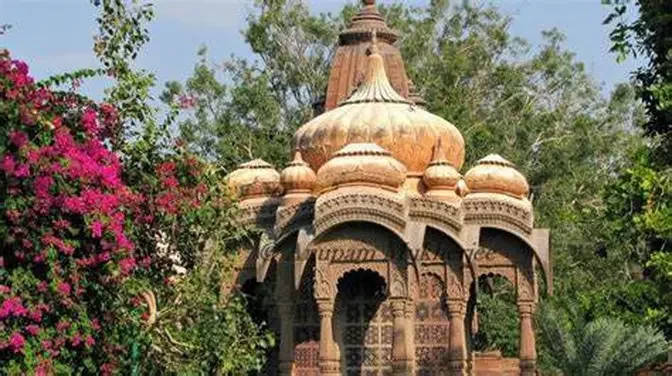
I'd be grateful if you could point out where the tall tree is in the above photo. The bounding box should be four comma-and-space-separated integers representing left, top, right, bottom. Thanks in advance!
603, 0, 672, 336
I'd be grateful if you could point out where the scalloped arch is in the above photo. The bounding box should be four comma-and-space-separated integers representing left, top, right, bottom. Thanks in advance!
479, 225, 551, 295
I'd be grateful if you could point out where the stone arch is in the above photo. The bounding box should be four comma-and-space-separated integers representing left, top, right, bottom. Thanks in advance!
479, 225, 550, 293
307, 221, 416, 301
312, 217, 410, 255
333, 269, 392, 375
419, 227, 474, 303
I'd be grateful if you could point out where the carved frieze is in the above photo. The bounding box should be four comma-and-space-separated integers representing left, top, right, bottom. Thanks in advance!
409, 197, 463, 232
314, 191, 407, 235
462, 196, 533, 235
274, 200, 315, 236
238, 200, 279, 228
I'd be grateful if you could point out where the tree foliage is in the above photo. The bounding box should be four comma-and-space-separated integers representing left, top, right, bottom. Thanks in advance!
538, 301, 668, 375
602, 0, 672, 336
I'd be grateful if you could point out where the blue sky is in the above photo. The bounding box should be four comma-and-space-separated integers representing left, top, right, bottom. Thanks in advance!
0, 0, 641, 101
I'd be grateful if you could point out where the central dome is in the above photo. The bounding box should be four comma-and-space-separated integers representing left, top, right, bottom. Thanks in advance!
293, 34, 465, 176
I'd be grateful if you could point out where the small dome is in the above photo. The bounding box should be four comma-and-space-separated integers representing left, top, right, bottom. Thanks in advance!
464, 154, 529, 199
294, 33, 464, 176
316, 143, 406, 193
281, 150, 317, 194
225, 159, 281, 199
423, 138, 461, 192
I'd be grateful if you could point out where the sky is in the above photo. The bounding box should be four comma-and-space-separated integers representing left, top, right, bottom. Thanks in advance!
0, 0, 642, 101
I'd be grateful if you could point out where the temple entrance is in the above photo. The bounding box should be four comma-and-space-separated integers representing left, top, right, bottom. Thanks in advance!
335, 270, 393, 376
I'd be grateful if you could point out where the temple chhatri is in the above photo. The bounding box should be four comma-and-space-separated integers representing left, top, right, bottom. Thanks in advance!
224, 0, 551, 375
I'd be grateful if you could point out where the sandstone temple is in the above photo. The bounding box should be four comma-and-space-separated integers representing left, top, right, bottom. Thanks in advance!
224, 1, 551, 375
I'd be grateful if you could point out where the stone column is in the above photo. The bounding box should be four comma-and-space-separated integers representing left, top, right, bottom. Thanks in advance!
518, 302, 537, 376
391, 298, 413, 375
278, 302, 295, 376
317, 299, 339, 375
448, 300, 467, 376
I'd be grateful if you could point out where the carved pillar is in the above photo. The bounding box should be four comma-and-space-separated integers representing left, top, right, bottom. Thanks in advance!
518, 302, 537, 376
447, 300, 467, 376
278, 302, 295, 376
391, 298, 413, 375
316, 299, 339, 375
405, 298, 416, 374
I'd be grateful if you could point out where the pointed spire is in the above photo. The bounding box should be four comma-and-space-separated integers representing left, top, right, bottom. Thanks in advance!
431, 138, 448, 164
341, 31, 411, 106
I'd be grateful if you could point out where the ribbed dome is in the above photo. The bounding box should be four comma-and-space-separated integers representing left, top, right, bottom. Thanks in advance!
281, 150, 316, 194
464, 154, 529, 199
225, 159, 281, 199
316, 143, 406, 193
294, 34, 465, 176
423, 138, 462, 192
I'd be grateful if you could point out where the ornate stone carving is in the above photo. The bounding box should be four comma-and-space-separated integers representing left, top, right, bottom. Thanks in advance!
517, 268, 535, 302
274, 201, 314, 236
314, 191, 407, 236
462, 196, 533, 235
314, 268, 334, 299
238, 199, 280, 228
409, 197, 464, 232
447, 275, 464, 300
389, 272, 407, 298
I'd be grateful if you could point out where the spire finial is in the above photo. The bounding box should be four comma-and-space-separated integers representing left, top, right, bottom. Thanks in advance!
293, 147, 303, 162
370, 30, 380, 55
431, 138, 447, 162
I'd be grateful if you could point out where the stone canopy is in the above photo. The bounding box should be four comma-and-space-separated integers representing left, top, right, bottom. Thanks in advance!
225, 1, 551, 375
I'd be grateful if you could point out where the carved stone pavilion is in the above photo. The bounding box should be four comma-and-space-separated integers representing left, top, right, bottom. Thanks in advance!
224, 1, 551, 375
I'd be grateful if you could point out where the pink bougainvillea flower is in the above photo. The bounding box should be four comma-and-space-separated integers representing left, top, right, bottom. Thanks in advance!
71, 332, 82, 347
119, 257, 136, 275
57, 282, 72, 295
8, 332, 25, 353
0, 154, 16, 174
9, 130, 28, 148
25, 324, 40, 336
91, 220, 103, 238
56, 320, 70, 333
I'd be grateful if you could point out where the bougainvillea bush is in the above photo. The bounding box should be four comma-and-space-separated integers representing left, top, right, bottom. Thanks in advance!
0, 48, 273, 374
0, 50, 151, 374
